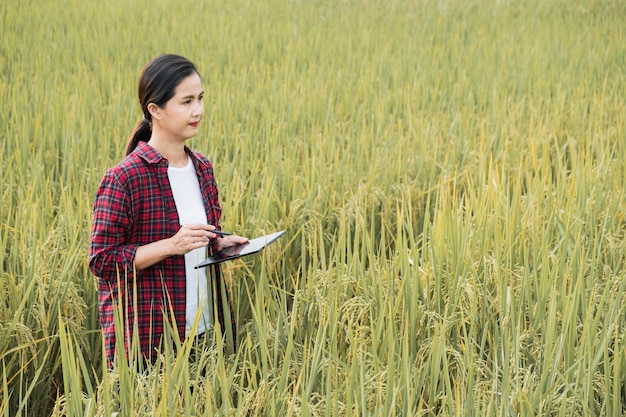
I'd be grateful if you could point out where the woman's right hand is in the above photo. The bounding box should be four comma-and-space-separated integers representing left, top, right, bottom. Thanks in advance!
168, 223, 220, 255
133, 223, 219, 270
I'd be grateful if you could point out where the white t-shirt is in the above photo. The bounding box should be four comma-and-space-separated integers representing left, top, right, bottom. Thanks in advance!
167, 156, 213, 337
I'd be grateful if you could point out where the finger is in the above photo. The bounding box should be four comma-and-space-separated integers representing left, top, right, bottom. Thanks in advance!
180, 223, 204, 232
189, 223, 217, 231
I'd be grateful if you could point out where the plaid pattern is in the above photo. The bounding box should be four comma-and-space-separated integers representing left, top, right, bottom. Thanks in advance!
89, 142, 235, 366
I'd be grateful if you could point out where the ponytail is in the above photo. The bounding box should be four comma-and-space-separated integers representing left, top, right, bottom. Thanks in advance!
125, 117, 152, 156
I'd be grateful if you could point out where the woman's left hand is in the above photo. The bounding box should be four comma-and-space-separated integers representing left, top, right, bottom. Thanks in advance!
216, 235, 249, 251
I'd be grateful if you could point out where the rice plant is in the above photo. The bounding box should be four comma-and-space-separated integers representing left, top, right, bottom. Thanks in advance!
1, 0, 626, 415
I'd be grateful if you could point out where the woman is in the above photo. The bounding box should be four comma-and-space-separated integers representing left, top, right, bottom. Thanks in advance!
89, 54, 248, 367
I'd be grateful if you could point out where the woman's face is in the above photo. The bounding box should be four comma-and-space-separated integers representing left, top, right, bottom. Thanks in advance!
155, 72, 204, 141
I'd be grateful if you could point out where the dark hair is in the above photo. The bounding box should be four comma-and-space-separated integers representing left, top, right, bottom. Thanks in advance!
125, 54, 200, 156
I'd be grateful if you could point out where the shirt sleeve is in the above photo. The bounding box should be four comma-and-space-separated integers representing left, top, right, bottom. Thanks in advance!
88, 170, 139, 282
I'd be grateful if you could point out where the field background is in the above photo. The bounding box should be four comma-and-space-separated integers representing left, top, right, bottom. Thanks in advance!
2, 0, 626, 415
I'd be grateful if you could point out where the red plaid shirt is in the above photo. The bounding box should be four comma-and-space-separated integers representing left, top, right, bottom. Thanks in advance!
89, 142, 235, 366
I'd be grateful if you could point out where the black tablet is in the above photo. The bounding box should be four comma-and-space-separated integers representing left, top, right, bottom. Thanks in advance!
194, 230, 286, 268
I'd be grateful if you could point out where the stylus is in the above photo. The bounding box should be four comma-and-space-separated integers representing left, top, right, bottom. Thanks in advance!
213, 230, 232, 237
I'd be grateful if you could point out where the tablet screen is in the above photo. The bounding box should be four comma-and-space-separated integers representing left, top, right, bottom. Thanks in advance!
195, 230, 285, 268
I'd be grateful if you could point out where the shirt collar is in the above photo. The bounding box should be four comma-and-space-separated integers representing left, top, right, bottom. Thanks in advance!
135, 141, 162, 164
134, 141, 211, 169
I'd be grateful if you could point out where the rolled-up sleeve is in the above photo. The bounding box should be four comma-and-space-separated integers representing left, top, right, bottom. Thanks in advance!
88, 171, 139, 281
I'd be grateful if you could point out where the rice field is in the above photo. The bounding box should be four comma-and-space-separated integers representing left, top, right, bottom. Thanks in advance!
2, 0, 626, 415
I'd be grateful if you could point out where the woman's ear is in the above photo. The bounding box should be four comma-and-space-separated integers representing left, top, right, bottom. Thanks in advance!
147, 103, 161, 120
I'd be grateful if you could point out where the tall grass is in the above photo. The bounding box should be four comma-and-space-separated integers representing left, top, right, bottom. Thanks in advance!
2, 0, 626, 415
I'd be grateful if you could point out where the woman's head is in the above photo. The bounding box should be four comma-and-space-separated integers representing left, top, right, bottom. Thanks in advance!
126, 54, 201, 155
